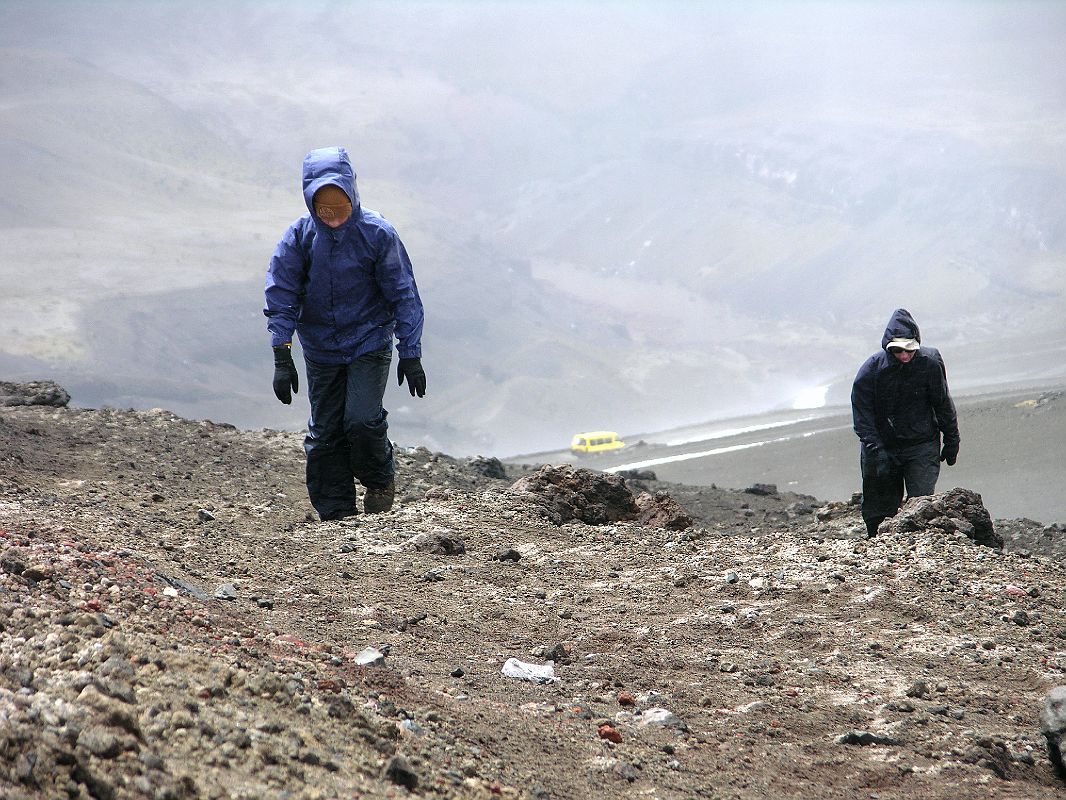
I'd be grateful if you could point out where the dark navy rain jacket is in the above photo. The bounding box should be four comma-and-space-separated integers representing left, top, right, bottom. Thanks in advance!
851, 308, 960, 453
264, 147, 424, 363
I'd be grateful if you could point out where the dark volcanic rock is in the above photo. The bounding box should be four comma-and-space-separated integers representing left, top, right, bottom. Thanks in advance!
383, 754, 419, 790
617, 468, 657, 481
1041, 686, 1066, 784
634, 491, 693, 531
744, 483, 778, 496
881, 488, 1002, 549
467, 455, 508, 479
509, 465, 638, 525
0, 380, 71, 407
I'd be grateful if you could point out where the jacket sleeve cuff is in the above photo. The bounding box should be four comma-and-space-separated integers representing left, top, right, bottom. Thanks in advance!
397, 345, 422, 359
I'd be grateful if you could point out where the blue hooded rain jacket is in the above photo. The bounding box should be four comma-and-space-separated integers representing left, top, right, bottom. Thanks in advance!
851, 308, 960, 454
264, 147, 424, 364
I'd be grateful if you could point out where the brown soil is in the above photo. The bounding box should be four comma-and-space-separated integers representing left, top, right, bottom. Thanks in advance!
1, 402, 1064, 799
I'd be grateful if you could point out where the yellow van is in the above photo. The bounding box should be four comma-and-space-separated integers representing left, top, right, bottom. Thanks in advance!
570, 431, 625, 455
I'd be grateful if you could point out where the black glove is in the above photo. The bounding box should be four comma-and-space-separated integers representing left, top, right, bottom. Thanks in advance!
397, 357, 426, 398
272, 345, 299, 404
940, 442, 959, 466
869, 447, 897, 479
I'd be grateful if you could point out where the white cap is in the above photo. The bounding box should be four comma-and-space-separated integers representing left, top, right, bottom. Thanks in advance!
887, 338, 920, 351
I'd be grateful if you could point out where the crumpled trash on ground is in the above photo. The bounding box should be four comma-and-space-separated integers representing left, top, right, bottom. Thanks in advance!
501, 657, 559, 684
354, 646, 386, 667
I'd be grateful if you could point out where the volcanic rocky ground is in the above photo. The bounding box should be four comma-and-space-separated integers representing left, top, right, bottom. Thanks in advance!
0, 383, 1064, 799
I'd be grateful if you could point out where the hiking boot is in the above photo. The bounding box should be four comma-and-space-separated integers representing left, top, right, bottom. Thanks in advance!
320, 508, 357, 522
363, 481, 395, 514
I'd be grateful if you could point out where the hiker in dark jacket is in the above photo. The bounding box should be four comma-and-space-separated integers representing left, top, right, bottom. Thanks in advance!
264, 146, 426, 520
851, 308, 960, 537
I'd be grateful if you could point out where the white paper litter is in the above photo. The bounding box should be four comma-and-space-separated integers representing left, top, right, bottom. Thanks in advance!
501, 657, 559, 684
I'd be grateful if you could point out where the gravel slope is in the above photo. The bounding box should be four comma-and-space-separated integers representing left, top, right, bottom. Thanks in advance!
0, 401, 1063, 799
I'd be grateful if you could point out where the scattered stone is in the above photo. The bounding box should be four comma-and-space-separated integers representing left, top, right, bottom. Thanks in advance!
906, 681, 930, 699
634, 491, 693, 530
494, 547, 522, 562
837, 730, 901, 747
407, 530, 467, 555
383, 755, 419, 791
1, 549, 26, 575
160, 575, 211, 601
885, 700, 915, 713
611, 760, 638, 782
197, 509, 216, 522
598, 724, 623, 743
1040, 686, 1066, 784
77, 725, 125, 759
546, 642, 575, 664
744, 483, 778, 496
214, 583, 238, 600
22, 563, 52, 581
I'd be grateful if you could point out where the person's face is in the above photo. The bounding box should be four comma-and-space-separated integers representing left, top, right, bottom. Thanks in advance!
315, 203, 352, 229
889, 348, 915, 364
313, 188, 353, 229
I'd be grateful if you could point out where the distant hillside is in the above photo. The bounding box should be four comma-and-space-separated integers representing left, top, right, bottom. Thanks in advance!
1, 1, 1064, 455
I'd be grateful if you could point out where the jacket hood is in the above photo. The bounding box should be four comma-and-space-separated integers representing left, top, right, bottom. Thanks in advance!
302, 147, 361, 218
881, 308, 922, 351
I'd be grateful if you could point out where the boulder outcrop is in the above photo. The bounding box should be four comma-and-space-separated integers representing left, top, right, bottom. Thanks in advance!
0, 380, 70, 407
879, 487, 1002, 548
509, 464, 638, 525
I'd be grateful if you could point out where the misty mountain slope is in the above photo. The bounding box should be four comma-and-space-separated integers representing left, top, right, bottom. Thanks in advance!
1, 2, 1065, 455
0, 46, 283, 367
0, 49, 263, 223
506, 123, 1066, 321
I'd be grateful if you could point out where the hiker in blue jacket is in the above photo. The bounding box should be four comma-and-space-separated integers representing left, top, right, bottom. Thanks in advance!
264, 147, 426, 520
851, 308, 960, 537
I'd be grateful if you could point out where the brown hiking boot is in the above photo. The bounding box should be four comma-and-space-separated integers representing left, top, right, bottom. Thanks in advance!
363, 481, 395, 514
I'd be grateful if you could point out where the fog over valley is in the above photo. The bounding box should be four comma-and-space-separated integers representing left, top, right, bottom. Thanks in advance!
2, 0, 1065, 458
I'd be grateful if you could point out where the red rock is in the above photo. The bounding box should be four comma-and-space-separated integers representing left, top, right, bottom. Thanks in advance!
617, 691, 636, 707
597, 724, 622, 743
